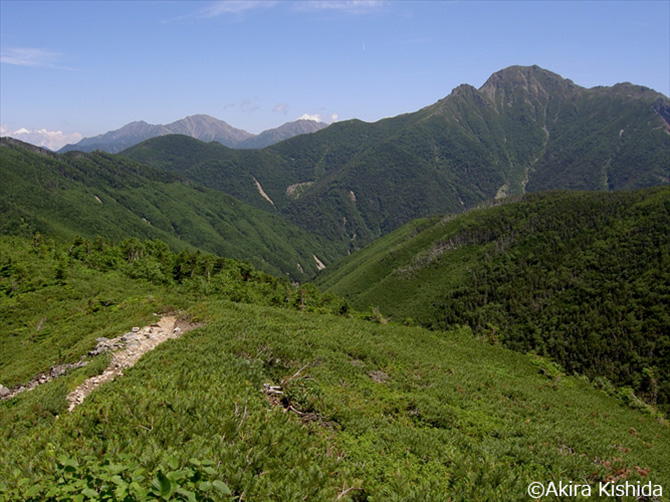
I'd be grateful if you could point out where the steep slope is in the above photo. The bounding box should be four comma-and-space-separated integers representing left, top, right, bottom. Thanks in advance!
120, 135, 290, 213
316, 188, 670, 413
121, 114, 426, 248
1, 235, 668, 499
0, 138, 338, 279
58, 115, 327, 153
122, 65, 670, 251
471, 66, 670, 192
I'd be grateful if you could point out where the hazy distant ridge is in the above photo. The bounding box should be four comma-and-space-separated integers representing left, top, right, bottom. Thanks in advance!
58, 115, 328, 153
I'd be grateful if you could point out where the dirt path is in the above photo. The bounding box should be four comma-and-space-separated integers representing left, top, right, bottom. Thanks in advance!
66, 315, 196, 412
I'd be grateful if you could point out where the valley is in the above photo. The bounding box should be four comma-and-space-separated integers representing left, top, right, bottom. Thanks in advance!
0, 137, 339, 280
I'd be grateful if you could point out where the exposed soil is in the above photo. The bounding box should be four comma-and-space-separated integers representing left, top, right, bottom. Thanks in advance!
66, 315, 197, 411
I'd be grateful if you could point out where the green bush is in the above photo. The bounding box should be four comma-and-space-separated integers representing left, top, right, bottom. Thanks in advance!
0, 453, 231, 501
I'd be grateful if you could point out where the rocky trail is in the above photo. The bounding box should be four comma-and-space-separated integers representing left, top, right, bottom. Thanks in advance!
66, 315, 197, 411
0, 315, 198, 410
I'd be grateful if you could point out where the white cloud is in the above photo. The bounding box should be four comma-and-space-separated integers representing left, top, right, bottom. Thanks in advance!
177, 0, 382, 21
297, 0, 384, 14
0, 47, 73, 70
197, 1, 278, 18
273, 103, 289, 114
298, 113, 321, 122
1, 125, 83, 151
297, 113, 339, 123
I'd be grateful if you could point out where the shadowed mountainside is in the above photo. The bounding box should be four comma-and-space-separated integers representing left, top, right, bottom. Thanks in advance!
1, 137, 339, 280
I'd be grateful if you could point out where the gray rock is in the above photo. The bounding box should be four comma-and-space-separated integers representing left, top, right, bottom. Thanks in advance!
50, 361, 88, 378
51, 365, 68, 378
0, 384, 10, 398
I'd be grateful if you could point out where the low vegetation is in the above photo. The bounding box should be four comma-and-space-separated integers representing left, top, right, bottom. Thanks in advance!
0, 234, 348, 388
317, 188, 670, 414
1, 233, 669, 500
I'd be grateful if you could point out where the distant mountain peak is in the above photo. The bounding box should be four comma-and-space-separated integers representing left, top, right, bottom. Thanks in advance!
58, 116, 326, 154
184, 113, 215, 119
164, 115, 253, 144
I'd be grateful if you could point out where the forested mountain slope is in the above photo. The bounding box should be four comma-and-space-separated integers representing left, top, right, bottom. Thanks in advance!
123, 65, 670, 251
0, 138, 339, 279
1, 235, 668, 500
316, 188, 670, 413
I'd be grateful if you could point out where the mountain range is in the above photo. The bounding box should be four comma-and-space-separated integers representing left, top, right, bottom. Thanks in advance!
122, 65, 670, 252
4, 64, 669, 261
58, 115, 328, 153
2, 64, 670, 498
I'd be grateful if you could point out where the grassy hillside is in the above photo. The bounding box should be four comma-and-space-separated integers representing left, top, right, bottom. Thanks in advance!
0, 235, 348, 389
123, 66, 670, 251
316, 188, 670, 414
0, 138, 339, 280
1, 235, 668, 500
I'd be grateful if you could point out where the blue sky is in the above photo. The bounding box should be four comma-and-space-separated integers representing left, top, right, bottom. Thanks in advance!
1, 0, 669, 149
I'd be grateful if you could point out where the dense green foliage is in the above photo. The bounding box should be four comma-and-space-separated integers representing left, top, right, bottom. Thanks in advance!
123, 66, 669, 251
0, 234, 349, 388
1, 452, 232, 501
1, 234, 669, 500
0, 138, 339, 279
317, 188, 670, 414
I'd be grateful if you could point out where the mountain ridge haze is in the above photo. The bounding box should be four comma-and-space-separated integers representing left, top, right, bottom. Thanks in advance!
58, 115, 328, 153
